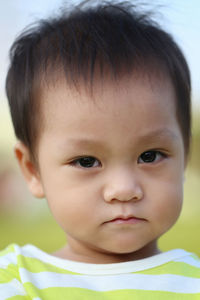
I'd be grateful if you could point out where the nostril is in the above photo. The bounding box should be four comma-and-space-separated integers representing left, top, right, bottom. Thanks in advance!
103, 184, 143, 203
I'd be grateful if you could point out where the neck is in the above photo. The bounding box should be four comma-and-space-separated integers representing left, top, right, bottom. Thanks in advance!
52, 240, 161, 264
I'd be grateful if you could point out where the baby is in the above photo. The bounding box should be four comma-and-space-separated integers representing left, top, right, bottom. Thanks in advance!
1, 1, 200, 299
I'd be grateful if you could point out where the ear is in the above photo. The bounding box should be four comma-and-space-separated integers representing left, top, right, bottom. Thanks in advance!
14, 141, 45, 198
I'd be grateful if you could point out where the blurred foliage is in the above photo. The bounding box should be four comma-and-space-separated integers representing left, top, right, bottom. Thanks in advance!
190, 111, 200, 174
0, 209, 66, 253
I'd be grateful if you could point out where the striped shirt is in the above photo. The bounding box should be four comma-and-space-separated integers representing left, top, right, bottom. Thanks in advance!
0, 244, 200, 299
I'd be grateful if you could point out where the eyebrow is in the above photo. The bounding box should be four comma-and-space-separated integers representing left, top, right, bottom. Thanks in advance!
138, 128, 179, 142
66, 128, 179, 147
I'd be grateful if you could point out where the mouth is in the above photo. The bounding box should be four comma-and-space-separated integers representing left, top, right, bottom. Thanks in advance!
104, 215, 146, 225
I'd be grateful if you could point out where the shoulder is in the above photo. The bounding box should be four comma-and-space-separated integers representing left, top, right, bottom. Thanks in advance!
154, 249, 200, 272
154, 249, 200, 288
0, 243, 31, 278
0, 244, 27, 297
0, 242, 42, 263
172, 251, 200, 271
0, 244, 19, 273
0, 243, 49, 275
0, 242, 42, 280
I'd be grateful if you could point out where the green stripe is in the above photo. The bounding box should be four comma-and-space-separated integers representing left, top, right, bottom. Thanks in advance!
136, 261, 200, 278
0, 264, 20, 283
0, 244, 15, 257
17, 255, 200, 278
22, 285, 200, 299
23, 281, 41, 298
17, 255, 78, 275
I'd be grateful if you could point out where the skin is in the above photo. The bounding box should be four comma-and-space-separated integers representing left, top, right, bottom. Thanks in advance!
16, 73, 186, 264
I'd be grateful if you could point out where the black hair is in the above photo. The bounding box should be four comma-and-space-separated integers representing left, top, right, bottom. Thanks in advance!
6, 0, 191, 159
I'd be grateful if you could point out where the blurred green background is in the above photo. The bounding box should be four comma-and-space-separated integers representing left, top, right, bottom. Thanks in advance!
0, 102, 200, 256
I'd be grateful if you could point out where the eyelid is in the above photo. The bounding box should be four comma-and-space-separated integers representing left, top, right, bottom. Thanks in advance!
141, 149, 168, 156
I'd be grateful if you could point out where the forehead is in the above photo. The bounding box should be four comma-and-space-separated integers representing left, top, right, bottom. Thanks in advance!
37, 72, 181, 149
40, 71, 176, 121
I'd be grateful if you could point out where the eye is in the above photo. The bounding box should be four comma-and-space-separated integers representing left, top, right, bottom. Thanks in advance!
70, 156, 101, 168
138, 150, 166, 164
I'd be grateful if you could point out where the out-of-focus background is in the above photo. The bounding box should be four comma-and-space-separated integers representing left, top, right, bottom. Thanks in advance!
0, 0, 200, 255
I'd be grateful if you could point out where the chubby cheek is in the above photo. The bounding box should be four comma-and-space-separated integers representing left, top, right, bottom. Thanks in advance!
150, 179, 183, 233
44, 182, 97, 233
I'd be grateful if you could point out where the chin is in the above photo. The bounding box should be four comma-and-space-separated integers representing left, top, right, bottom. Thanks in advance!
104, 244, 143, 256
103, 239, 158, 258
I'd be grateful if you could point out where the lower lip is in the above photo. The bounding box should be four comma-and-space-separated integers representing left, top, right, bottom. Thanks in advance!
108, 217, 144, 225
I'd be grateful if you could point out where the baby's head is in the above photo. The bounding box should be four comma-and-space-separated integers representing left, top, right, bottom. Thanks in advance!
6, 1, 191, 263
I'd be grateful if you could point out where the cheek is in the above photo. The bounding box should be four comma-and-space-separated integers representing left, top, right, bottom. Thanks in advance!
44, 181, 98, 229
151, 179, 184, 228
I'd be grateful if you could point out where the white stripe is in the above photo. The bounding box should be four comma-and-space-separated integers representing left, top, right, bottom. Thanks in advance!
0, 252, 17, 268
0, 279, 26, 299
20, 268, 200, 294
21, 245, 192, 275
175, 255, 200, 268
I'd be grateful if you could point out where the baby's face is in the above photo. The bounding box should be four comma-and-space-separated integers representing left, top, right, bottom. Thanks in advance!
34, 74, 185, 263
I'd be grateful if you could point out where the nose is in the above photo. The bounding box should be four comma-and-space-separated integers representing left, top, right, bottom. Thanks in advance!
103, 169, 143, 203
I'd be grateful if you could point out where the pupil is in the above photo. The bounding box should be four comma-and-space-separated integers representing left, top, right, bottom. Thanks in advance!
79, 157, 95, 167
141, 151, 156, 162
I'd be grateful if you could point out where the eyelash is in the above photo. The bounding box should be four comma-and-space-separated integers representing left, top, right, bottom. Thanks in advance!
138, 150, 167, 164
70, 156, 101, 168
69, 150, 167, 169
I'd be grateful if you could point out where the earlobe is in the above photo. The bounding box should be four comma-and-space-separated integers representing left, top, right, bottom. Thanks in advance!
14, 141, 45, 198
